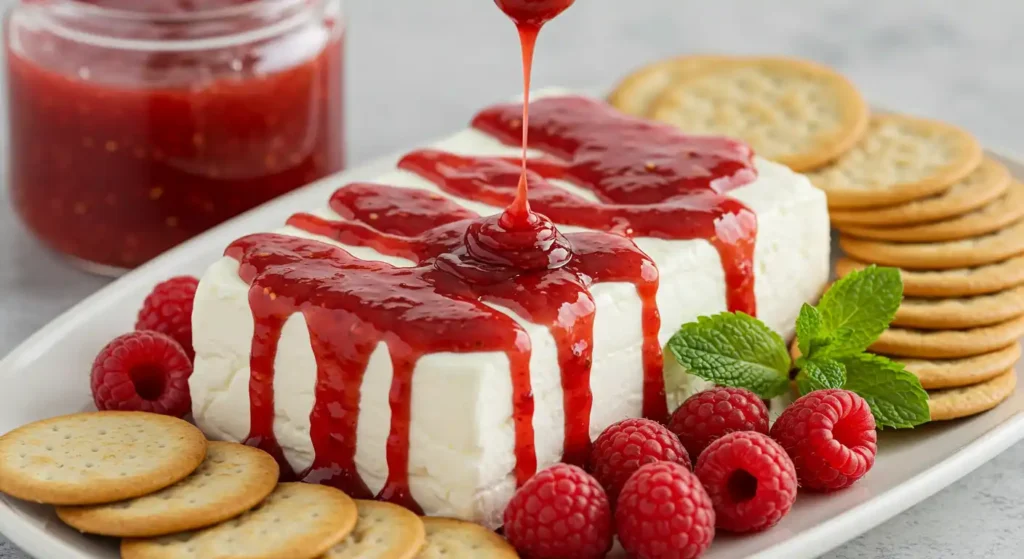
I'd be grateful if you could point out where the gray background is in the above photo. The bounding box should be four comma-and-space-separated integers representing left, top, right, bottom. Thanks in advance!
2, 0, 1023, 557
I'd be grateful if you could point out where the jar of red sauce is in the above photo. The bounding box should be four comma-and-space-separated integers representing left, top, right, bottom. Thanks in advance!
5, 0, 345, 274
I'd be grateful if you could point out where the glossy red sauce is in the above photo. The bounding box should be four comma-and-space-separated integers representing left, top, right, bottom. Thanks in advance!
469, 96, 759, 314
227, 0, 760, 513
228, 180, 659, 507
7, 0, 344, 269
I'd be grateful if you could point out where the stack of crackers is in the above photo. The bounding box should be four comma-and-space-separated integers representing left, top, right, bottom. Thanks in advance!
610, 55, 1019, 421
0, 411, 518, 558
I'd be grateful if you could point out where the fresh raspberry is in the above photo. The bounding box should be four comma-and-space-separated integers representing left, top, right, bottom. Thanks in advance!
770, 389, 877, 491
616, 461, 715, 559
135, 276, 199, 360
503, 464, 612, 559
668, 386, 770, 461
589, 418, 691, 503
694, 431, 797, 533
91, 331, 193, 417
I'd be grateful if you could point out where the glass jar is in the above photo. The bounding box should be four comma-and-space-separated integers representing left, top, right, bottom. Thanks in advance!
5, 0, 345, 274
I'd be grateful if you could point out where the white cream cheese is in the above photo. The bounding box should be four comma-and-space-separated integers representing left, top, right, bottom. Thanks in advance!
189, 93, 830, 529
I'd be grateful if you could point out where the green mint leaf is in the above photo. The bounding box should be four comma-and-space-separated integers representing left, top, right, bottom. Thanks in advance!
815, 265, 903, 358
840, 353, 930, 429
796, 303, 824, 357
667, 312, 790, 399
795, 370, 814, 395
799, 358, 846, 393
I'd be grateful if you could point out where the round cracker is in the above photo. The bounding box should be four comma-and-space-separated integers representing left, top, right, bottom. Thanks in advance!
607, 54, 738, 116
839, 217, 1024, 270
836, 256, 1024, 298
648, 56, 868, 171
870, 314, 1024, 359
56, 442, 279, 537
121, 482, 357, 559
323, 500, 425, 559
892, 285, 1024, 330
829, 157, 1011, 226
416, 517, 518, 559
891, 343, 1021, 390
0, 411, 206, 505
929, 369, 1017, 421
806, 113, 982, 209
838, 181, 1024, 242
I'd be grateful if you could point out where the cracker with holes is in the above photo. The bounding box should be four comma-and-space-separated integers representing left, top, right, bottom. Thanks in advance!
56, 441, 279, 537
836, 256, 1024, 298
871, 315, 1024, 359
648, 57, 869, 171
838, 181, 1024, 243
893, 285, 1024, 330
840, 217, 1024, 270
893, 343, 1021, 390
607, 54, 738, 117
120, 482, 357, 559
323, 500, 425, 559
416, 517, 518, 558
0, 411, 206, 505
829, 157, 1011, 226
806, 113, 982, 208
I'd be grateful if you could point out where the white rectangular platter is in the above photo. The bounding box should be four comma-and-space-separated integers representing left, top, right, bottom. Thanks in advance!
1, 135, 1022, 559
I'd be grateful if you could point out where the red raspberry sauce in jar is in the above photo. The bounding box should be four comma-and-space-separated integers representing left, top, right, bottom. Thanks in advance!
5, 0, 345, 272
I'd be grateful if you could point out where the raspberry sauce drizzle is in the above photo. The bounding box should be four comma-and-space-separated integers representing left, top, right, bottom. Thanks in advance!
228, 230, 538, 513
287, 182, 659, 468
494, 0, 576, 220
230, 93, 759, 511
228, 0, 762, 516
471, 96, 759, 315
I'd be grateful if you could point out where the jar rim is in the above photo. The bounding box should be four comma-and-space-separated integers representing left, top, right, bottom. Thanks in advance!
12, 0, 340, 52
55, 0, 304, 23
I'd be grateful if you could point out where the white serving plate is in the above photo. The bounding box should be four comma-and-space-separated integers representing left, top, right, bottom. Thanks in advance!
1, 129, 1022, 558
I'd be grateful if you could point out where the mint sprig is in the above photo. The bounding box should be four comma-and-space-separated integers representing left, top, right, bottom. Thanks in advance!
666, 312, 790, 399
840, 353, 930, 428
797, 358, 846, 394
667, 265, 930, 429
812, 266, 903, 359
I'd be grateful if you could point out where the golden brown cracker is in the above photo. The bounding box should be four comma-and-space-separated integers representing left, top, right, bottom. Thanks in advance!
0, 411, 206, 506
829, 157, 1010, 226
839, 217, 1024, 270
57, 441, 279, 537
416, 517, 518, 558
870, 315, 1024, 359
807, 114, 982, 208
892, 285, 1024, 330
836, 256, 1024, 298
890, 343, 1020, 390
121, 483, 357, 559
648, 56, 868, 171
838, 181, 1024, 242
324, 500, 426, 559
929, 369, 1017, 421
608, 54, 737, 116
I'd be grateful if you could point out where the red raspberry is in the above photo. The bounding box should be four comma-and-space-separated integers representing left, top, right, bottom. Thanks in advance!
616, 461, 715, 559
135, 276, 199, 360
694, 431, 797, 533
589, 418, 691, 503
770, 389, 877, 491
668, 387, 769, 461
91, 331, 193, 417
503, 464, 612, 559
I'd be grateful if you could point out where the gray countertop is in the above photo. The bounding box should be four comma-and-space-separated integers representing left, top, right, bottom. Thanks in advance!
1, 0, 1022, 557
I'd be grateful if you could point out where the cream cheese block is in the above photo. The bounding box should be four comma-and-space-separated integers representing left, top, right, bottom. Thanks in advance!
189, 92, 831, 529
